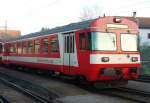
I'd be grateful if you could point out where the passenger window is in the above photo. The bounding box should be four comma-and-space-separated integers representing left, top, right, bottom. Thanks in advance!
51, 37, 58, 52
14, 43, 17, 53
34, 40, 40, 54
79, 33, 88, 50
42, 38, 48, 53
4, 44, 9, 53
10, 44, 14, 53
28, 41, 33, 54
9, 43, 17, 53
23, 42, 27, 54
17, 42, 22, 54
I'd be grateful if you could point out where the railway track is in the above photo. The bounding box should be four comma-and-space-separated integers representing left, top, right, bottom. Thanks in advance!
99, 87, 150, 103
1, 66, 150, 103
69, 80, 150, 103
0, 71, 58, 103
135, 75, 150, 83
0, 95, 10, 103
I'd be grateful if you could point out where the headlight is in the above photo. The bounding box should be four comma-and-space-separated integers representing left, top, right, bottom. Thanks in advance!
101, 57, 109, 62
131, 57, 138, 62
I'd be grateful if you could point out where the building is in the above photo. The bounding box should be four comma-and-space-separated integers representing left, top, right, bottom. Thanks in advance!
0, 29, 21, 40
137, 17, 150, 45
121, 15, 150, 45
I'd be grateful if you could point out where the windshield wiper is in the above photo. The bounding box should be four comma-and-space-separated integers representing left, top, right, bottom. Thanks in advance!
106, 33, 116, 47
112, 37, 116, 47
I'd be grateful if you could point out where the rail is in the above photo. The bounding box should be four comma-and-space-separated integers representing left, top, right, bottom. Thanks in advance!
0, 71, 58, 103
78, 83, 150, 103
0, 95, 10, 103
136, 75, 150, 82
104, 87, 150, 103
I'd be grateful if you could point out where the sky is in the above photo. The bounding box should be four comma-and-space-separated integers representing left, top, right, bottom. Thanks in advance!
0, 0, 150, 35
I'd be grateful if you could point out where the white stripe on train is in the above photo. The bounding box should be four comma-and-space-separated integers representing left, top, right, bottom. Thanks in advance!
90, 54, 140, 64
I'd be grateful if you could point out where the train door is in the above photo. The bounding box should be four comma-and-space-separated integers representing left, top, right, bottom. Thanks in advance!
63, 32, 78, 74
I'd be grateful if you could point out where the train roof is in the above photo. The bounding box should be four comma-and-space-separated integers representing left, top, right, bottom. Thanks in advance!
6, 16, 138, 42
6, 19, 96, 42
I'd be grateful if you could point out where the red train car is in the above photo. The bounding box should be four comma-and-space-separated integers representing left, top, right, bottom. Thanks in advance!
2, 16, 140, 87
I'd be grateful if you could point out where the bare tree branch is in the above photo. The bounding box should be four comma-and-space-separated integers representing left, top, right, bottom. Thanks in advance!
80, 5, 102, 21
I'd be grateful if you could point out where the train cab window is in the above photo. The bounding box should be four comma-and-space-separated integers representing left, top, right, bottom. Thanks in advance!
50, 37, 58, 52
79, 33, 88, 50
28, 41, 33, 54
17, 42, 22, 54
23, 42, 27, 54
34, 40, 40, 54
42, 38, 48, 53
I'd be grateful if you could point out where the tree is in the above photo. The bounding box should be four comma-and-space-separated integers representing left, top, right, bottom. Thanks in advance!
79, 5, 103, 21
140, 42, 150, 75
40, 27, 49, 32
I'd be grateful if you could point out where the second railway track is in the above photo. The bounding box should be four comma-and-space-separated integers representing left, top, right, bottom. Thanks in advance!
80, 86, 150, 103
108, 87, 150, 103
0, 95, 10, 103
135, 75, 150, 83
0, 71, 58, 103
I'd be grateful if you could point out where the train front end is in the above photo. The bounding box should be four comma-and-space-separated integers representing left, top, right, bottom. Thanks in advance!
86, 17, 140, 85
